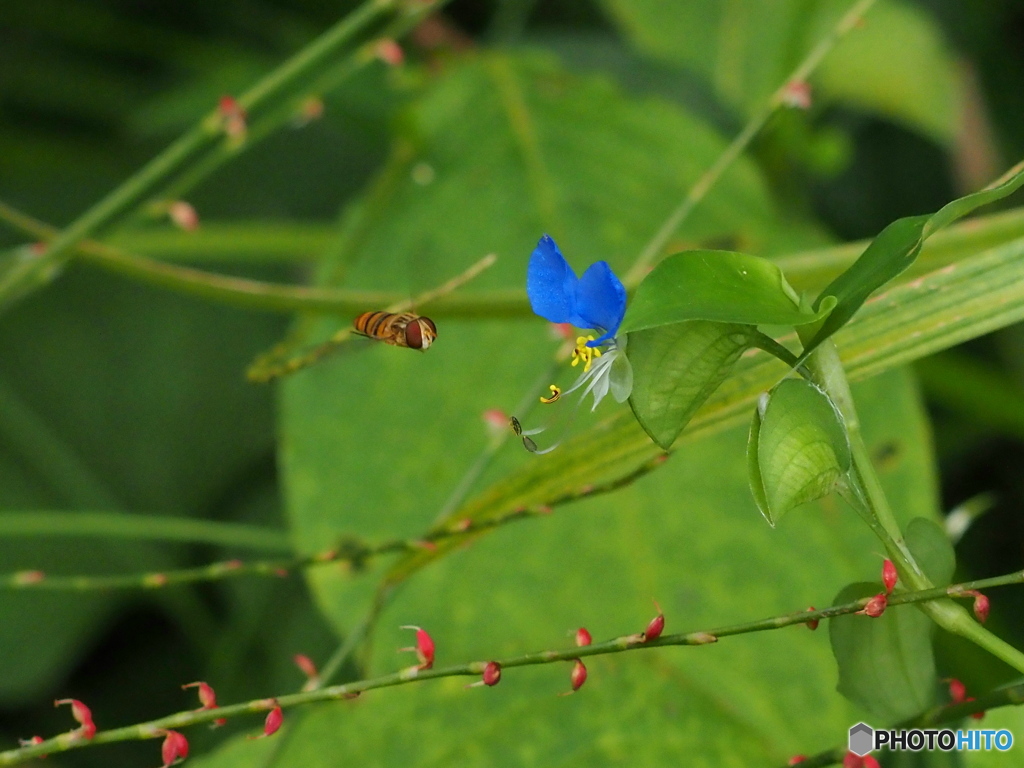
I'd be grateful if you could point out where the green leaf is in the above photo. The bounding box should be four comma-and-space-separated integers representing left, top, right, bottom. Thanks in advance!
829, 581, 936, 723
806, 161, 1024, 357
283, 49, 809, 638
748, 379, 851, 525
627, 321, 751, 449
905, 517, 955, 587
268, 369, 937, 767
599, 0, 962, 144
621, 249, 832, 333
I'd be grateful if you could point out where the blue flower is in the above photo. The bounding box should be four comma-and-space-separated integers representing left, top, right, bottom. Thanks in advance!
527, 235, 626, 346
518, 235, 633, 453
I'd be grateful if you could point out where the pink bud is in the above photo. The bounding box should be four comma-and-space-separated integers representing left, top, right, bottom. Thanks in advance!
54, 699, 96, 740
805, 606, 819, 631
293, 653, 318, 679
842, 752, 863, 768
217, 95, 247, 140
374, 39, 405, 66
642, 602, 665, 642
575, 628, 592, 647
947, 678, 967, 704
263, 705, 283, 737
248, 703, 283, 739
168, 201, 199, 232
294, 654, 320, 691
858, 592, 887, 618
482, 661, 501, 686
159, 730, 189, 768
293, 97, 324, 127
882, 559, 897, 594
549, 323, 575, 341
182, 681, 217, 710
15, 570, 45, 585
569, 659, 587, 692
787, 756, 807, 766
18, 736, 43, 748
972, 592, 990, 623
400, 626, 435, 669
862, 756, 880, 768
781, 80, 812, 109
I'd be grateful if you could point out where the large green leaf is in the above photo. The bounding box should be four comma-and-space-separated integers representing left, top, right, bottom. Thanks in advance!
281, 49, 814, 636
748, 378, 851, 526
904, 517, 955, 588
805, 161, 1024, 358
829, 581, 936, 723
827, 518, 952, 724
252, 367, 938, 767
621, 249, 832, 332
598, 0, 962, 144
627, 321, 751, 449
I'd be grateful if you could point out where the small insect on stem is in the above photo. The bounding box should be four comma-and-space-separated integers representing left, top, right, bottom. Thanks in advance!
352, 311, 438, 350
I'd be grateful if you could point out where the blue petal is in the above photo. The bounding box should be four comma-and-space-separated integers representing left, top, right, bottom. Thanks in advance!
526, 235, 578, 324
574, 260, 626, 344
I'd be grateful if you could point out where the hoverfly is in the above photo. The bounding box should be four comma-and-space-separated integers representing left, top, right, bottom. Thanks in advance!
352, 311, 438, 350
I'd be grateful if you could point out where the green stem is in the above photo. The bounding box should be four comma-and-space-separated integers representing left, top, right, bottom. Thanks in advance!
5, 569, 1023, 766
802, 337, 1024, 674
0, 511, 289, 552
35, 0, 397, 269
0, 456, 666, 593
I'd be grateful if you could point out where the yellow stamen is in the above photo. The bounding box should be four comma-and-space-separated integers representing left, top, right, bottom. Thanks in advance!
540, 385, 562, 404
570, 336, 601, 372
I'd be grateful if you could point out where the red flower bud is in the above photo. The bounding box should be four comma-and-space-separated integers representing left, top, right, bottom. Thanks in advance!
159, 730, 189, 767
972, 592, 990, 623
549, 323, 575, 341
168, 201, 199, 232
805, 606, 819, 631
399, 625, 435, 670
482, 662, 501, 686
642, 602, 665, 642
882, 559, 897, 594
18, 736, 43, 748
374, 39, 404, 67
781, 80, 812, 109
14, 570, 45, 585
842, 751, 863, 768
787, 756, 807, 766
862, 756, 880, 768
858, 592, 887, 618
575, 627, 592, 647
54, 699, 96, 740
293, 654, 320, 691
263, 705, 283, 736
947, 678, 967, 704
293, 653, 318, 678
182, 681, 217, 710
217, 95, 247, 141
569, 659, 587, 692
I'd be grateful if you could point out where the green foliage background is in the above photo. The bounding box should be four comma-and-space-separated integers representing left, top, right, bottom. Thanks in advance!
2, 1, 1024, 765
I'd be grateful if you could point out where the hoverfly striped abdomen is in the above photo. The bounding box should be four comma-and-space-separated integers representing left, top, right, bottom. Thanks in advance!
353, 311, 437, 350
